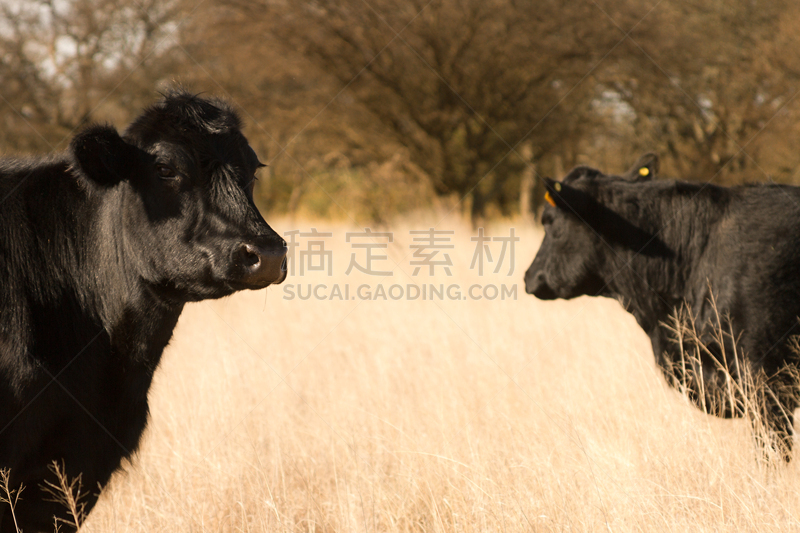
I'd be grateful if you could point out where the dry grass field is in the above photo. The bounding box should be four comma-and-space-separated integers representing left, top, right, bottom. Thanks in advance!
77, 217, 800, 532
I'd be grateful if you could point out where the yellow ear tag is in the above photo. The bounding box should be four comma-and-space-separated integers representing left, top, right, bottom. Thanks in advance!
544, 191, 556, 207
639, 167, 650, 177
554, 182, 562, 191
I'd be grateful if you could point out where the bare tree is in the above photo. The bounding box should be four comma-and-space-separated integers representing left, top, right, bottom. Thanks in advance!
215, 0, 622, 222
0, 0, 185, 152
605, 0, 800, 183
4, 0, 800, 220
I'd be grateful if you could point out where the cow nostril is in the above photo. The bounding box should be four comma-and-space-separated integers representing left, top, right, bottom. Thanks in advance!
242, 244, 261, 268
281, 257, 287, 272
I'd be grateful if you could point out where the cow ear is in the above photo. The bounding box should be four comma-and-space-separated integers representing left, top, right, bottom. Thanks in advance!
71, 124, 144, 186
544, 178, 589, 214
623, 152, 658, 181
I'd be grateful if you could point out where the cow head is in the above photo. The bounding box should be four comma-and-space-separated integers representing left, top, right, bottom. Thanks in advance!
69, 90, 287, 301
524, 154, 662, 300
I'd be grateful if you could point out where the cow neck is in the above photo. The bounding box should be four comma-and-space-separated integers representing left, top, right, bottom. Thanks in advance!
599, 184, 714, 335
79, 177, 183, 367
603, 260, 678, 335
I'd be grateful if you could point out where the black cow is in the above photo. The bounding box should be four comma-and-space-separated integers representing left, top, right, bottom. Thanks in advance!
525, 154, 800, 461
0, 90, 286, 531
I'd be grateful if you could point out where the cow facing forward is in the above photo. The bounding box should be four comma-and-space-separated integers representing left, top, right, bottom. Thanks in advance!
0, 90, 286, 531
525, 154, 800, 461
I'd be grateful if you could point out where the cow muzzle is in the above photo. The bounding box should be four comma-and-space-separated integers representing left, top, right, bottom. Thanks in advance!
235, 242, 288, 288
524, 270, 557, 300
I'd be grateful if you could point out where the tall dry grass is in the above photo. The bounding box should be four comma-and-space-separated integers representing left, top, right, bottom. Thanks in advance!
74, 217, 800, 532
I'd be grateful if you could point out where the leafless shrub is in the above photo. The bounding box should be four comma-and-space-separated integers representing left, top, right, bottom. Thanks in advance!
42, 461, 89, 531
0, 469, 23, 533
663, 290, 800, 464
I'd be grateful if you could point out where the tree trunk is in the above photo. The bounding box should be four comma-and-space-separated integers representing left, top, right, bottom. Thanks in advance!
470, 188, 486, 228
519, 143, 535, 224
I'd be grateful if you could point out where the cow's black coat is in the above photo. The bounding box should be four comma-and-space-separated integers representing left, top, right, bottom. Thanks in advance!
0, 90, 286, 531
525, 154, 800, 460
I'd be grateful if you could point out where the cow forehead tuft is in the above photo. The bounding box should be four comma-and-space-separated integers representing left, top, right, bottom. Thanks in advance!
161, 90, 242, 133
126, 89, 243, 142
563, 166, 604, 184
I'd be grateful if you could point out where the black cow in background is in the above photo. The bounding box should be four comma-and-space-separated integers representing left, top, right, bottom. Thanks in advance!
0, 89, 286, 531
525, 154, 800, 461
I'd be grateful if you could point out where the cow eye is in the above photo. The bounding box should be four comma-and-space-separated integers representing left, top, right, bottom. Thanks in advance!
156, 165, 177, 179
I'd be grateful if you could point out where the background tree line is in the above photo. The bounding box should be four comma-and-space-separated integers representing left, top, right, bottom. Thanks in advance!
1, 0, 799, 223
